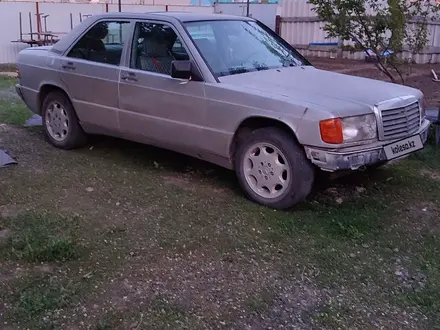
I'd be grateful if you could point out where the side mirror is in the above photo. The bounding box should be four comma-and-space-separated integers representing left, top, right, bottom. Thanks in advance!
171, 60, 193, 80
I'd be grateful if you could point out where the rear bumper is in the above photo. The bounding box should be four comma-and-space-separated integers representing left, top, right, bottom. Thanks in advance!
15, 83, 39, 114
305, 119, 431, 172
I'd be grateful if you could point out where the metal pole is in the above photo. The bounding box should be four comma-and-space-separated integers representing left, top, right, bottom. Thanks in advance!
70, 13, 73, 30
29, 12, 33, 41
118, 0, 121, 12
19, 12, 23, 41
43, 15, 48, 33
246, 0, 250, 17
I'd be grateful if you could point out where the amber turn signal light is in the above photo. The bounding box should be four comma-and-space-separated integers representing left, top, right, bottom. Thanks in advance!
319, 118, 343, 144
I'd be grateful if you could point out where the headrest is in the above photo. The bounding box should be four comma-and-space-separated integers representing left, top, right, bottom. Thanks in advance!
142, 38, 170, 57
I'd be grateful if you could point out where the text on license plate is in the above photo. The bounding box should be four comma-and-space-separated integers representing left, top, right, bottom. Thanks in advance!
383, 135, 423, 160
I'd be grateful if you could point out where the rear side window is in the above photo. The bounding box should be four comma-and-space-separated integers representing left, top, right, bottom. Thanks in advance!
67, 21, 130, 66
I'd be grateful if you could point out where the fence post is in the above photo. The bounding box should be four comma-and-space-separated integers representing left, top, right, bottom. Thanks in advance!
35, 1, 41, 41
275, 15, 281, 35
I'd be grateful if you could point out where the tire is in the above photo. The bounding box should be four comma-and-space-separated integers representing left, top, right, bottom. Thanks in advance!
41, 91, 87, 150
234, 127, 315, 210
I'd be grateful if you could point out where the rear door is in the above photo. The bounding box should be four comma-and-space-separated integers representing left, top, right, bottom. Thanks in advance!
58, 19, 131, 135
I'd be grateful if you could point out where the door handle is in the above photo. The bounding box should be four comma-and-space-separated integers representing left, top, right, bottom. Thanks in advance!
121, 72, 138, 82
62, 62, 76, 70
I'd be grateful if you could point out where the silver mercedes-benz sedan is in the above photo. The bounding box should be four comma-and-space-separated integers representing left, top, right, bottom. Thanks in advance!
15, 12, 430, 209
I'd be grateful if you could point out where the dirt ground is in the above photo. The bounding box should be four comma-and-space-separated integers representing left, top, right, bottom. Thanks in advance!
309, 57, 440, 107
0, 59, 440, 330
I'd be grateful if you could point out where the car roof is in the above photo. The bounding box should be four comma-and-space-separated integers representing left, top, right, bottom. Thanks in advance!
51, 12, 253, 55
90, 11, 254, 22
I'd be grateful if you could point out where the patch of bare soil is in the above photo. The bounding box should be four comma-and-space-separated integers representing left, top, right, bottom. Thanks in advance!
59, 248, 328, 329
313, 57, 440, 106
421, 168, 440, 181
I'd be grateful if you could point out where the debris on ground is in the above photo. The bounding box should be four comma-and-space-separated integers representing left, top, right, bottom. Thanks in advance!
431, 69, 440, 82
23, 114, 42, 127
0, 149, 17, 168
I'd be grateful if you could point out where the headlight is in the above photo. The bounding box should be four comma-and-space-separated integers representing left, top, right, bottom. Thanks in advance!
320, 114, 377, 144
341, 114, 377, 142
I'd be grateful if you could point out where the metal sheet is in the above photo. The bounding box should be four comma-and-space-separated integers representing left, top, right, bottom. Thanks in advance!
23, 114, 42, 127
0, 150, 17, 168
214, 3, 278, 31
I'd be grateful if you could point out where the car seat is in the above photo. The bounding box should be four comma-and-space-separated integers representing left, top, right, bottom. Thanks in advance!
138, 37, 175, 75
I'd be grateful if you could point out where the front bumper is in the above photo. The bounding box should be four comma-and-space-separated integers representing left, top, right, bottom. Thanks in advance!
304, 119, 431, 172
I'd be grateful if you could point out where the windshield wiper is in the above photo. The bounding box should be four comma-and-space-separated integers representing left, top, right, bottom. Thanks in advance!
282, 51, 300, 67
228, 67, 249, 76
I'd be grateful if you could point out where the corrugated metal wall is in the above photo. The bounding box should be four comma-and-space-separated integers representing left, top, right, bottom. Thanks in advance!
214, 3, 278, 30
0, 1, 214, 64
279, 0, 440, 64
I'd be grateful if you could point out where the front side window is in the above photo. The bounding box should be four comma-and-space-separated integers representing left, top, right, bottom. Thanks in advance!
184, 20, 308, 77
130, 22, 189, 75
67, 21, 130, 66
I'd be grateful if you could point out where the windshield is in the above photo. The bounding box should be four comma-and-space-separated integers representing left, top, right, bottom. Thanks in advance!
184, 20, 309, 77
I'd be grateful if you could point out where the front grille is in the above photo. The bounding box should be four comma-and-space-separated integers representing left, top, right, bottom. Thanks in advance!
380, 101, 420, 140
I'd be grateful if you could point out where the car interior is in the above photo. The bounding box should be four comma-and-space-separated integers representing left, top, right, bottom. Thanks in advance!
67, 22, 127, 65
131, 23, 190, 75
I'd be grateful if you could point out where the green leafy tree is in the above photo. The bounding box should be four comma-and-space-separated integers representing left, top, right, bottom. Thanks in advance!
307, 0, 440, 83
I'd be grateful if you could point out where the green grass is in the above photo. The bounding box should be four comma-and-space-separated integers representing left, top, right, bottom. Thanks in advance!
15, 277, 73, 320
0, 76, 31, 125
398, 233, 440, 324
0, 213, 81, 263
0, 99, 32, 125
0, 76, 17, 88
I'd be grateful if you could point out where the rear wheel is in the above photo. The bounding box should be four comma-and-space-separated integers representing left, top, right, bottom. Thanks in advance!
234, 127, 314, 209
41, 91, 87, 149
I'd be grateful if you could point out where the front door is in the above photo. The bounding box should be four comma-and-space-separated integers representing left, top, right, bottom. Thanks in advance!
118, 21, 207, 153
58, 19, 131, 135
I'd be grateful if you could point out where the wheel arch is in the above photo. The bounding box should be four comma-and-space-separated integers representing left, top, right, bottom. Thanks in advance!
229, 116, 300, 163
38, 83, 72, 115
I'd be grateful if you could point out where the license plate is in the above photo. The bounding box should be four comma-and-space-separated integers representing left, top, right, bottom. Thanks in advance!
383, 134, 424, 160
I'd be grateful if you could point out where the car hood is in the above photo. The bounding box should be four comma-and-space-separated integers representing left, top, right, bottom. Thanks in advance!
218, 66, 422, 117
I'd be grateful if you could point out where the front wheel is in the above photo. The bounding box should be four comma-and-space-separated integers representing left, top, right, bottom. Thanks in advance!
234, 127, 314, 210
